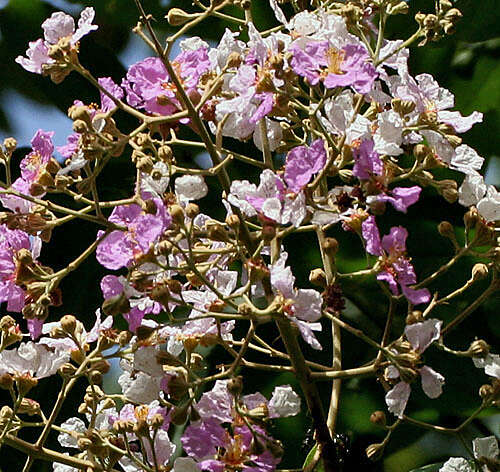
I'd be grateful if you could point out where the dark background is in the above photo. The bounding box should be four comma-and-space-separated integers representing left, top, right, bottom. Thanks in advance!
0, 0, 498, 470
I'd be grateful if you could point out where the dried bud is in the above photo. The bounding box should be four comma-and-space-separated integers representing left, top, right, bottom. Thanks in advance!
136, 156, 154, 174
170, 204, 184, 225
423, 14, 438, 28
166, 8, 195, 26
438, 179, 458, 203
158, 145, 173, 162
207, 223, 228, 242
18, 398, 41, 416
479, 384, 494, 400
73, 119, 88, 134
113, 420, 134, 433
227, 376, 243, 397
438, 221, 455, 239
133, 419, 150, 437
370, 410, 387, 427
185, 203, 199, 219
0, 316, 16, 331
261, 223, 276, 243
366, 443, 385, 462
59, 363, 77, 377
322, 237, 339, 256
225, 214, 240, 229
0, 373, 14, 390
309, 268, 327, 288
469, 339, 490, 358
3, 137, 17, 152
226, 51, 242, 68
406, 310, 424, 325
16, 374, 38, 397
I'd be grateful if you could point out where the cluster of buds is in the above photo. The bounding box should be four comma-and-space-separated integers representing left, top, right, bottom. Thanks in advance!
416, 0, 462, 45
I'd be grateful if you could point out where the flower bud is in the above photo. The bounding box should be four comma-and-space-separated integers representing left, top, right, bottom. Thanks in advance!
59, 363, 77, 377
309, 268, 327, 288
171, 403, 190, 425
60, 314, 77, 335
406, 310, 424, 325
250, 437, 266, 455
156, 350, 183, 367
366, 443, 385, 461
170, 204, 184, 225
322, 237, 339, 256
225, 214, 240, 229
136, 156, 154, 174
207, 223, 229, 242
167, 375, 189, 401
16, 374, 38, 397
388, 1, 409, 15
226, 51, 242, 69
3, 137, 17, 152
464, 208, 479, 230
0, 316, 15, 331
471, 263, 489, 281
102, 294, 130, 317
18, 398, 41, 416
227, 376, 243, 397
185, 203, 199, 219
166, 8, 196, 26
0, 373, 14, 390
438, 221, 454, 239
370, 410, 387, 427
77, 438, 93, 450
469, 339, 490, 358
89, 370, 103, 384
158, 145, 173, 162
73, 119, 88, 134
133, 418, 150, 437
479, 384, 494, 400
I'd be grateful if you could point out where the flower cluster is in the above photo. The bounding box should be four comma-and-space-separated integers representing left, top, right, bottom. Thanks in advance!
0, 1, 498, 471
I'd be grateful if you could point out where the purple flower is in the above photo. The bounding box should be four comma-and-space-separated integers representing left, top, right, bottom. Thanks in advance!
96, 199, 171, 270
284, 139, 327, 193
20, 130, 54, 184
290, 41, 377, 94
361, 216, 430, 305
352, 139, 383, 180
374, 186, 422, 213
98, 77, 124, 112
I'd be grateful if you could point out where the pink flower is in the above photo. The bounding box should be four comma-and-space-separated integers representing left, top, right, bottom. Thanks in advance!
352, 139, 383, 180
284, 139, 326, 193
362, 216, 430, 305
16, 8, 97, 74
96, 199, 171, 270
290, 41, 377, 94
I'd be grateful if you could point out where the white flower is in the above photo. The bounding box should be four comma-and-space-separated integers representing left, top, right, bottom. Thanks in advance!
385, 319, 444, 418
57, 417, 86, 448
440, 436, 499, 472
118, 368, 163, 404
42, 7, 97, 46
473, 353, 500, 378
458, 173, 500, 222
450, 145, 484, 176
253, 118, 283, 152
268, 385, 301, 418
373, 110, 404, 156
180, 36, 209, 51
0, 342, 69, 379
175, 175, 208, 201
288, 11, 322, 36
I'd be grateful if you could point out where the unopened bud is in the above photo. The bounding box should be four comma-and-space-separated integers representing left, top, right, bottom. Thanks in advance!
309, 268, 327, 287
207, 223, 228, 242
156, 350, 182, 367
166, 8, 195, 26
479, 384, 494, 400
136, 156, 154, 174
61, 314, 77, 334
170, 204, 184, 224
185, 203, 199, 219
261, 224, 276, 243
227, 376, 243, 397
133, 419, 150, 437
366, 443, 385, 462
77, 438, 93, 450
171, 403, 190, 425
151, 413, 165, 429
16, 374, 38, 397
0, 373, 14, 390
3, 137, 17, 152
225, 214, 240, 229
168, 375, 188, 401
388, 1, 409, 15
438, 221, 455, 239
322, 237, 339, 256
18, 398, 41, 416
471, 263, 489, 281
250, 437, 266, 455
89, 370, 103, 384
158, 145, 173, 162
370, 410, 387, 427
59, 363, 77, 377
226, 51, 242, 68
0, 316, 16, 331
73, 119, 88, 134
406, 310, 424, 325
439, 179, 458, 203
444, 8, 462, 21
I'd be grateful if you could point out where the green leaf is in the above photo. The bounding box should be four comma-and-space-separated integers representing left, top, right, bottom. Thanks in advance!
409, 463, 444, 472
302, 444, 325, 472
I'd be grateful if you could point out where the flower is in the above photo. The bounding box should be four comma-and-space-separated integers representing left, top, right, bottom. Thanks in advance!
96, 199, 171, 270
175, 175, 209, 202
459, 173, 500, 222
439, 436, 499, 472
284, 139, 326, 193
0, 341, 69, 379
385, 319, 444, 418
290, 41, 377, 94
362, 216, 430, 304
16, 8, 98, 74
270, 252, 323, 350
